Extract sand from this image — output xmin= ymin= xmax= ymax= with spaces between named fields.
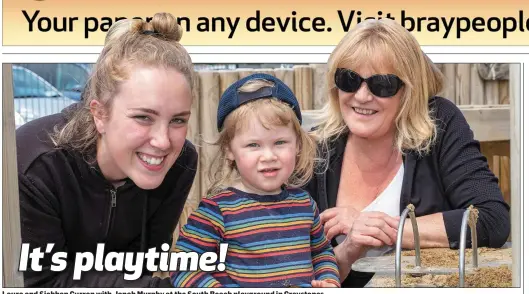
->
xmin=368 ymin=247 xmax=512 ymax=287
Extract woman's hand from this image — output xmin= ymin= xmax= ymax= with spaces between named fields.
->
xmin=320 ymin=206 xmax=360 ymax=241
xmin=331 ymin=211 xmax=400 ymax=281
xmin=311 ymin=280 xmax=339 ymax=288
xmin=345 ymin=211 xmax=399 ymax=249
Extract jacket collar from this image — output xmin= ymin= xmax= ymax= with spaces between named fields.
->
xmin=70 ymin=146 xmax=136 ymax=192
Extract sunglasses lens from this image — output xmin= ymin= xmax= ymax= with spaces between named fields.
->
xmin=335 ymin=69 xmax=361 ymax=92
xmin=368 ymin=75 xmax=402 ymax=97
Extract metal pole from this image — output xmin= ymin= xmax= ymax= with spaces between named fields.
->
xmin=395 ymin=204 xmax=421 ymax=287
xmin=459 ymin=206 xmax=479 ymax=287
xmin=458 ymin=209 xmax=471 ymax=287
xmin=395 ymin=207 xmax=409 ymax=288
xmin=409 ymin=209 xmax=421 ymax=267
xmin=469 ymin=208 xmax=479 ymax=268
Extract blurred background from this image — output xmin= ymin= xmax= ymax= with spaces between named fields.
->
xmin=10 ymin=63 xmax=296 ymax=128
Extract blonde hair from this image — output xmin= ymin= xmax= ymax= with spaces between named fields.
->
xmin=207 ymin=79 xmax=317 ymax=196
xmin=50 ymin=12 xmax=194 ymax=162
xmin=313 ymin=18 xmax=444 ymax=157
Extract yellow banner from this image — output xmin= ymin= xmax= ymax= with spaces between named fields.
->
xmin=4 ymin=0 xmax=529 ymax=45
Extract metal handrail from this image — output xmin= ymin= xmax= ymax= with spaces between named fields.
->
xmin=458 ymin=205 xmax=479 ymax=287
xmin=395 ymin=204 xmax=421 ymax=287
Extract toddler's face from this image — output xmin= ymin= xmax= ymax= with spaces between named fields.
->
xmin=226 ymin=116 xmax=297 ymax=195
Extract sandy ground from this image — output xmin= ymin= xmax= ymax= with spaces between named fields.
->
xmin=365 ymin=247 xmax=512 ymax=287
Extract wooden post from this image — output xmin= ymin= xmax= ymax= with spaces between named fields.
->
xmin=2 ymin=64 xmax=24 ymax=287
xmin=185 ymin=71 xmax=203 ymax=207
xmin=293 ymin=65 xmax=313 ymax=110
xmin=310 ymin=64 xmax=328 ymax=110
xmin=498 ymin=80 xmax=511 ymax=211
xmin=470 ymin=64 xmax=485 ymax=105
xmin=198 ymin=71 xmax=220 ymax=198
xmin=274 ymin=68 xmax=295 ymax=91
xmin=485 ymin=80 xmax=500 ymax=105
xmin=236 ymin=68 xmax=254 ymax=79
xmin=219 ymin=70 xmax=240 ymax=93
xmin=441 ymin=63 xmax=457 ymax=104
xmin=509 ymin=64 xmax=520 ymax=287
xmin=456 ymin=64 xmax=471 ymax=105
xmin=252 ymin=68 xmax=275 ymax=76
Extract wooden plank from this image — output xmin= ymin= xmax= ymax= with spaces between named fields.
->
xmin=187 ymin=71 xmax=202 ymax=147
xmin=252 ymin=68 xmax=275 ymax=76
xmin=493 ymin=155 xmax=501 ymax=179
xmin=480 ymin=139 xmax=511 ymax=242
xmin=185 ymin=71 xmax=202 ymax=206
xmin=485 ymin=80 xmax=500 ymax=104
xmin=310 ymin=64 xmax=328 ymax=110
xmin=2 ymin=64 xmax=25 ymax=287
xmin=500 ymin=155 xmax=511 ymax=206
xmin=501 ymin=154 xmax=512 ymax=243
xmin=441 ymin=63 xmax=457 ymax=103
xmin=236 ymin=68 xmax=254 ymax=79
xmin=498 ymin=77 xmax=510 ymax=223
xmin=499 ymin=80 xmax=510 ymax=104
xmin=458 ymin=105 xmax=510 ymax=141
xmin=274 ymin=68 xmax=295 ymax=91
xmin=198 ymin=71 xmax=220 ymax=197
xmin=456 ymin=64 xmax=471 ymax=105
xmin=481 ymin=140 xmax=510 ymax=157
xmin=470 ymin=64 xmax=485 ymax=105
xmin=480 ymin=142 xmax=495 ymax=171
xmin=218 ymin=70 xmax=239 ymax=93
xmin=293 ymin=65 xmax=313 ymax=110
xmin=509 ymin=64 xmax=521 ymax=287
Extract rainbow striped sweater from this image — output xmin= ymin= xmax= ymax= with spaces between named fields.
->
xmin=170 ymin=187 xmax=341 ymax=288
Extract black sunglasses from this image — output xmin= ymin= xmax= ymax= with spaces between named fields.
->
xmin=334 ymin=68 xmax=404 ymax=98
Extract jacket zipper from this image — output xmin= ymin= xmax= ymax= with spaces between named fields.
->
xmin=105 ymin=189 xmax=117 ymax=240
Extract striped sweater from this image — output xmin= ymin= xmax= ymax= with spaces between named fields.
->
xmin=170 ymin=187 xmax=341 ymax=288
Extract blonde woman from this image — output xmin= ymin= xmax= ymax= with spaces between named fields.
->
xmin=16 ymin=13 xmax=197 ymax=287
xmin=304 ymin=19 xmax=511 ymax=287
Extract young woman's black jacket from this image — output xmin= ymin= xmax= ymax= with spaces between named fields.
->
xmin=16 ymin=107 xmax=198 ymax=287
xmin=303 ymin=96 xmax=511 ymax=287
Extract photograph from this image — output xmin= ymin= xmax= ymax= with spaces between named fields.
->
xmin=0 ymin=9 xmax=523 ymax=291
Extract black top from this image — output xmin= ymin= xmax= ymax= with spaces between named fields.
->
xmin=303 ymin=96 xmax=511 ymax=287
xmin=16 ymin=107 xmax=198 ymax=287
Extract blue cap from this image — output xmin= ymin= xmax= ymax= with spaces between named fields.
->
xmin=217 ymin=73 xmax=302 ymax=131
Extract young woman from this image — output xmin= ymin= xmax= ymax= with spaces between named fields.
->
xmin=17 ymin=12 xmax=198 ymax=287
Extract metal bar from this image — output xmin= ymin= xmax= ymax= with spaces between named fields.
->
xmin=459 ymin=209 xmax=471 ymax=287
xmin=408 ymin=206 xmax=421 ymax=267
xmin=471 ymin=226 xmax=478 ymax=268
xmin=469 ymin=208 xmax=479 ymax=268
xmin=395 ymin=206 xmax=410 ymax=287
